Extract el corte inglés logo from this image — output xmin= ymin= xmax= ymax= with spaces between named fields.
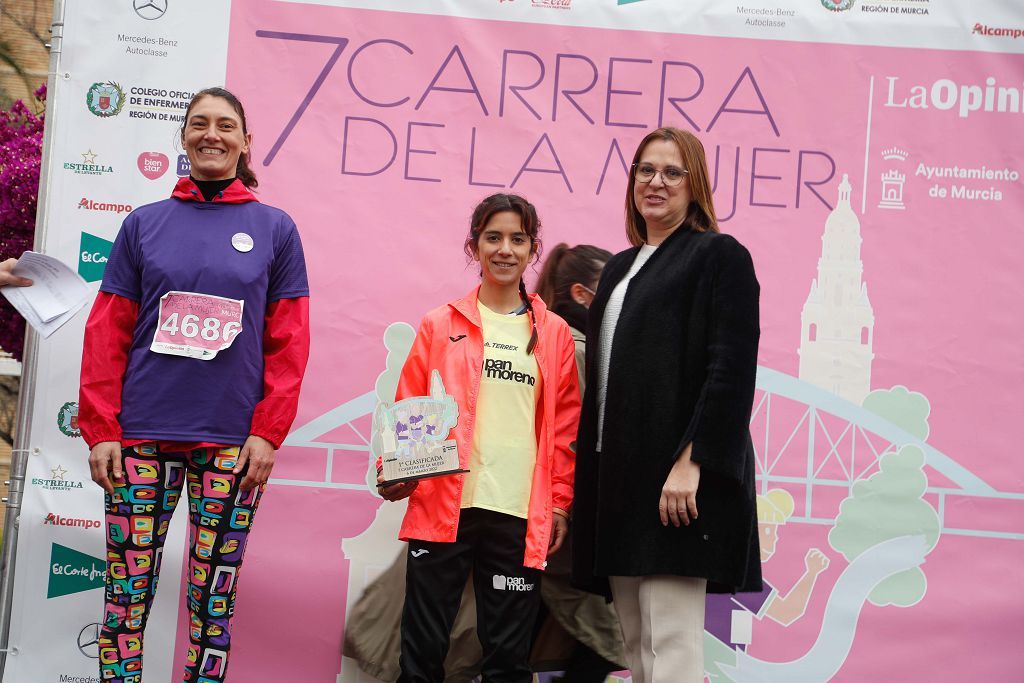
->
xmin=78 ymin=233 xmax=114 ymax=283
xmin=47 ymin=543 xmax=106 ymax=598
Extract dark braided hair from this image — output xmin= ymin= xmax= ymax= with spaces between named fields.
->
xmin=464 ymin=193 xmax=542 ymax=355
xmin=179 ymin=87 xmax=258 ymax=189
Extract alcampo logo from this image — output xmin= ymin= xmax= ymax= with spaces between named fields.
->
xmin=86 ymin=81 xmax=126 ymax=117
xmin=44 ymin=513 xmax=102 ymax=530
xmin=973 ymin=23 xmax=1024 ymax=39
xmin=78 ymin=197 xmax=132 ymax=214
xmin=48 ymin=543 xmax=106 ymax=598
xmin=79 ymin=232 xmax=114 ymax=283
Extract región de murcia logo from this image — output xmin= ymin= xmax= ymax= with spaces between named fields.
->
xmin=86 ymin=81 xmax=126 ymax=117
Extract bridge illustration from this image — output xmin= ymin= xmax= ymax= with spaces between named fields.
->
xmin=278 ymin=365 xmax=1024 ymax=541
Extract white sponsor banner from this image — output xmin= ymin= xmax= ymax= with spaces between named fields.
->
xmin=3 ymin=2 xmax=231 ymax=682
xmin=279 ymin=0 xmax=1024 ymax=54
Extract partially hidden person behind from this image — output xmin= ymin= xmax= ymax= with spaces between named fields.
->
xmin=377 ymin=193 xmax=581 ymax=683
xmin=79 ymin=87 xmax=310 ymax=683
xmin=530 ymin=243 xmax=625 ymax=682
xmin=570 ymin=127 xmax=762 ymax=683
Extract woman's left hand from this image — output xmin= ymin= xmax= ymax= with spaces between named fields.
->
xmin=660 ymin=443 xmax=700 ymax=527
xmin=548 ymin=510 xmax=569 ymax=556
xmin=236 ymin=435 xmax=276 ymax=491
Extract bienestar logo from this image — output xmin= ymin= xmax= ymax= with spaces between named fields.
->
xmin=137 ymin=151 xmax=169 ymax=179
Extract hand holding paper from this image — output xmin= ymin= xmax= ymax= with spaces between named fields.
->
xmin=0 ymin=252 xmax=92 ymax=338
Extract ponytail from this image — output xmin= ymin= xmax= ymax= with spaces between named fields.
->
xmin=534 ymin=242 xmax=570 ymax=306
xmin=235 ymin=151 xmax=258 ymax=190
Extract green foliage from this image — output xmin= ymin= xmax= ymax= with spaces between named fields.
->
xmin=862 ymin=385 xmax=930 ymax=440
xmin=870 ymin=566 xmax=928 ymax=607
xmin=828 ymin=445 xmax=941 ymax=607
xmin=0 ymin=84 xmax=45 ymax=360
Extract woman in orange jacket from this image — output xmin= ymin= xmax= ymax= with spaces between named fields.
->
xmin=377 ymin=193 xmax=580 ymax=683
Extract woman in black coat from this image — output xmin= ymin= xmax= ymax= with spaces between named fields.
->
xmin=570 ymin=127 xmax=761 ymax=683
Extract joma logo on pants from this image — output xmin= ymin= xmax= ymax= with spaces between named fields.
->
xmin=492 ymin=574 xmax=534 ymax=591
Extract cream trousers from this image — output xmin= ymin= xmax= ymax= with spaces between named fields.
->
xmin=609 ymin=575 xmax=708 ymax=683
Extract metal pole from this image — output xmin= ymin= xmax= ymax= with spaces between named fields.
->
xmin=0 ymin=0 xmax=66 ymax=674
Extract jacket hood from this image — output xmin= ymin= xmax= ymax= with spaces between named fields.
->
xmin=171 ymin=177 xmax=259 ymax=204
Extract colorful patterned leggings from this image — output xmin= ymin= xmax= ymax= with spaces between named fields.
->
xmin=99 ymin=444 xmax=263 ymax=683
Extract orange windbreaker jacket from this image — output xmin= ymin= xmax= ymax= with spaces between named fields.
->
xmin=395 ymin=287 xmax=580 ymax=569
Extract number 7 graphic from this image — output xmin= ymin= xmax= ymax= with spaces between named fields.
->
xmin=254 ymin=31 xmax=350 ymax=165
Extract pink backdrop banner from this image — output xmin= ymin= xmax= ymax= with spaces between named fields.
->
xmin=182 ymin=2 xmax=1024 ymax=680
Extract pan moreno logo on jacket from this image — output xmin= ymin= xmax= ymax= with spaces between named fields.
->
xmin=483 ymin=358 xmax=536 ymax=386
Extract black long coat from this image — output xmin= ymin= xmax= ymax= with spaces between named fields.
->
xmin=570 ymin=226 xmax=762 ymax=597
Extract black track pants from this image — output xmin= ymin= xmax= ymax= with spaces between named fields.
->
xmin=398 ymin=507 xmax=542 ymax=683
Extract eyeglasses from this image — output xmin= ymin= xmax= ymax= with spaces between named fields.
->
xmin=633 ymin=163 xmax=689 ymax=187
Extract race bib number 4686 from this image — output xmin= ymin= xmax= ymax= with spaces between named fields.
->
xmin=150 ymin=291 xmax=244 ymax=360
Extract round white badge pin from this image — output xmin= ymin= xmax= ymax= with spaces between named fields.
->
xmin=231 ymin=233 xmax=254 ymax=253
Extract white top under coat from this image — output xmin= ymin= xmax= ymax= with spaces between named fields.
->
xmin=595 ymin=243 xmax=658 ymax=451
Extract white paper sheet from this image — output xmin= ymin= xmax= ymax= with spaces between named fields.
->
xmin=1 ymin=251 xmax=91 ymax=338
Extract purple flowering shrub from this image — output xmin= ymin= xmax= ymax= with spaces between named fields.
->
xmin=0 ymin=84 xmax=45 ymax=361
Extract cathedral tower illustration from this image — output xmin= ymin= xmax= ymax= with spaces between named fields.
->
xmin=798 ymin=174 xmax=875 ymax=404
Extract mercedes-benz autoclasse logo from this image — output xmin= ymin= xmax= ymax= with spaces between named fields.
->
xmin=77 ymin=622 xmax=102 ymax=659
xmin=133 ymin=0 xmax=168 ymax=20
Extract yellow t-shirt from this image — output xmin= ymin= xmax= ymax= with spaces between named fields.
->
xmin=460 ymin=301 xmax=542 ymax=518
